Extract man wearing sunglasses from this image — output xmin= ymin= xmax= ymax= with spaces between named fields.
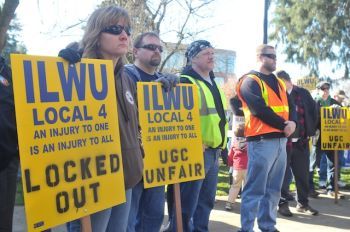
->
xmin=236 ymin=45 xmax=296 ymax=232
xmin=168 ymin=40 xmax=228 ymax=232
xmin=58 ymin=30 xmax=178 ymax=232
xmin=124 ymin=32 xmax=178 ymax=232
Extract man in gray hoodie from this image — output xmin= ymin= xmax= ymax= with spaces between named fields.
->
xmin=125 ymin=32 xmax=178 ymax=232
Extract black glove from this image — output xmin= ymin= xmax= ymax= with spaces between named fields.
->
xmin=164 ymin=73 xmax=179 ymax=87
xmin=155 ymin=76 xmax=170 ymax=91
xmin=155 ymin=73 xmax=179 ymax=92
xmin=58 ymin=47 xmax=82 ymax=64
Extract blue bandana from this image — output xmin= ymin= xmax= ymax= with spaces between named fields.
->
xmin=185 ymin=40 xmax=213 ymax=64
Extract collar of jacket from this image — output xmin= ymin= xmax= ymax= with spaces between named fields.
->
xmin=182 ymin=66 xmax=215 ymax=82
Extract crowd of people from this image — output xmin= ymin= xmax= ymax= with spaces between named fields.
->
xmin=0 ymin=4 xmax=349 ymax=232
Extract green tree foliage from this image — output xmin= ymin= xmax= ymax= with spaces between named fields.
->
xmin=271 ymin=0 xmax=350 ymax=78
xmin=1 ymin=16 xmax=27 ymax=63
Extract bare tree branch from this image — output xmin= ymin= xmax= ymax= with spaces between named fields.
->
xmin=0 ymin=0 xmax=19 ymax=51
xmin=155 ymin=2 xmax=168 ymax=33
xmin=59 ymin=20 xmax=86 ymax=33
xmin=148 ymin=1 xmax=163 ymax=21
xmin=159 ymin=0 xmax=195 ymax=71
xmin=156 ymin=0 xmax=216 ymax=71
xmin=33 ymin=0 xmax=215 ymax=70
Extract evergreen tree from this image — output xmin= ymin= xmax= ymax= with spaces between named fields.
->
xmin=271 ymin=0 xmax=350 ymax=79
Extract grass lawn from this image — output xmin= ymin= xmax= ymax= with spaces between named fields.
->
xmin=217 ymin=163 xmax=230 ymax=196
xmin=216 ymin=162 xmax=350 ymax=196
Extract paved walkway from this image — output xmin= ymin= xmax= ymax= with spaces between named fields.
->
xmin=210 ymin=191 xmax=350 ymax=232
xmin=14 ymin=190 xmax=350 ymax=232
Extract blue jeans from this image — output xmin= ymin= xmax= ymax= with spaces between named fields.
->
xmin=319 ymin=153 xmax=327 ymax=182
xmin=170 ymin=148 xmax=220 ymax=232
xmin=66 ymin=219 xmax=81 ymax=232
xmin=90 ymin=189 xmax=132 ymax=232
xmin=309 ymin=145 xmax=316 ymax=172
xmin=127 ymin=181 xmax=165 ymax=232
xmin=319 ymin=150 xmax=343 ymax=184
xmin=339 ymin=150 xmax=345 ymax=167
xmin=240 ymin=138 xmax=287 ymax=232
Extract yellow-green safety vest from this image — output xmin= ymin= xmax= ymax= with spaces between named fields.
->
xmin=181 ymin=75 xmax=228 ymax=149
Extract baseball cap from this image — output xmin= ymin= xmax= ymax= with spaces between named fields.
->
xmin=316 ymin=81 xmax=331 ymax=89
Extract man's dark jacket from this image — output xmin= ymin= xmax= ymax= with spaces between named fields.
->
xmin=290 ymin=85 xmax=317 ymax=138
xmin=0 ymin=59 xmax=18 ymax=172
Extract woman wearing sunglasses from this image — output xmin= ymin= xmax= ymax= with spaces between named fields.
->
xmin=78 ymin=5 xmax=143 ymax=232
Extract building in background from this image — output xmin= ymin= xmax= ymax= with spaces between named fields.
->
xmin=161 ymin=43 xmax=237 ymax=104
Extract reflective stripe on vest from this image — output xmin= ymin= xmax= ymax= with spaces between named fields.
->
xmin=181 ymin=75 xmax=218 ymax=116
xmin=236 ymin=74 xmax=289 ymax=137
xmin=247 ymin=74 xmax=289 ymax=114
xmin=181 ymin=74 xmax=228 ymax=148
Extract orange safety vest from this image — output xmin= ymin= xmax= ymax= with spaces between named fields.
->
xmin=236 ymin=74 xmax=289 ymax=137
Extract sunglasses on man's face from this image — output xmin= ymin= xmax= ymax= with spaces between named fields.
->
xmin=101 ymin=25 xmax=131 ymax=36
xmin=321 ymin=86 xmax=330 ymax=91
xmin=261 ymin=53 xmax=277 ymax=60
xmin=138 ymin=44 xmax=163 ymax=53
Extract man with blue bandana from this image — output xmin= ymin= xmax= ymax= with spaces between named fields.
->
xmin=169 ymin=40 xmax=228 ymax=232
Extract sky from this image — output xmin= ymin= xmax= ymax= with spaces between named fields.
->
xmin=14 ymin=0 xmax=342 ymax=82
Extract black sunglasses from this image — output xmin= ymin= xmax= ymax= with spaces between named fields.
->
xmin=261 ymin=53 xmax=277 ymax=60
xmin=101 ymin=25 xmax=131 ymax=36
xmin=138 ymin=44 xmax=163 ymax=53
xmin=321 ymin=86 xmax=330 ymax=90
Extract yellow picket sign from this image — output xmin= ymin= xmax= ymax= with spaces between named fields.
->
xmin=10 ymin=54 xmax=125 ymax=231
xmin=321 ymin=106 xmax=350 ymax=150
xmin=137 ymin=82 xmax=204 ymax=188
xmin=296 ymin=76 xmax=317 ymax=91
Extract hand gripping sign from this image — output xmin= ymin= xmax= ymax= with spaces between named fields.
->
xmin=137 ymin=82 xmax=204 ymax=188
xmin=10 ymin=54 xmax=125 ymax=231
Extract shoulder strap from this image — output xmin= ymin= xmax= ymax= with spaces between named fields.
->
xmin=246 ymin=74 xmax=268 ymax=104
xmin=124 ymin=64 xmax=141 ymax=82
xmin=125 ymin=64 xmax=162 ymax=82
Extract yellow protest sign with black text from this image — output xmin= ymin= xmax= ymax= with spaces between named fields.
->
xmin=10 ymin=54 xmax=125 ymax=231
xmin=137 ymin=82 xmax=204 ymax=188
xmin=321 ymin=106 xmax=350 ymax=150
xmin=296 ymin=76 xmax=317 ymax=91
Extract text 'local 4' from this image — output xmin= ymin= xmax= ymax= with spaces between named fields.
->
xmin=321 ymin=106 xmax=350 ymax=150
xmin=10 ymin=54 xmax=126 ymax=231
xmin=137 ymin=82 xmax=204 ymax=188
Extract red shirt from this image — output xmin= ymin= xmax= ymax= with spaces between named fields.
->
xmin=228 ymin=145 xmax=248 ymax=170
